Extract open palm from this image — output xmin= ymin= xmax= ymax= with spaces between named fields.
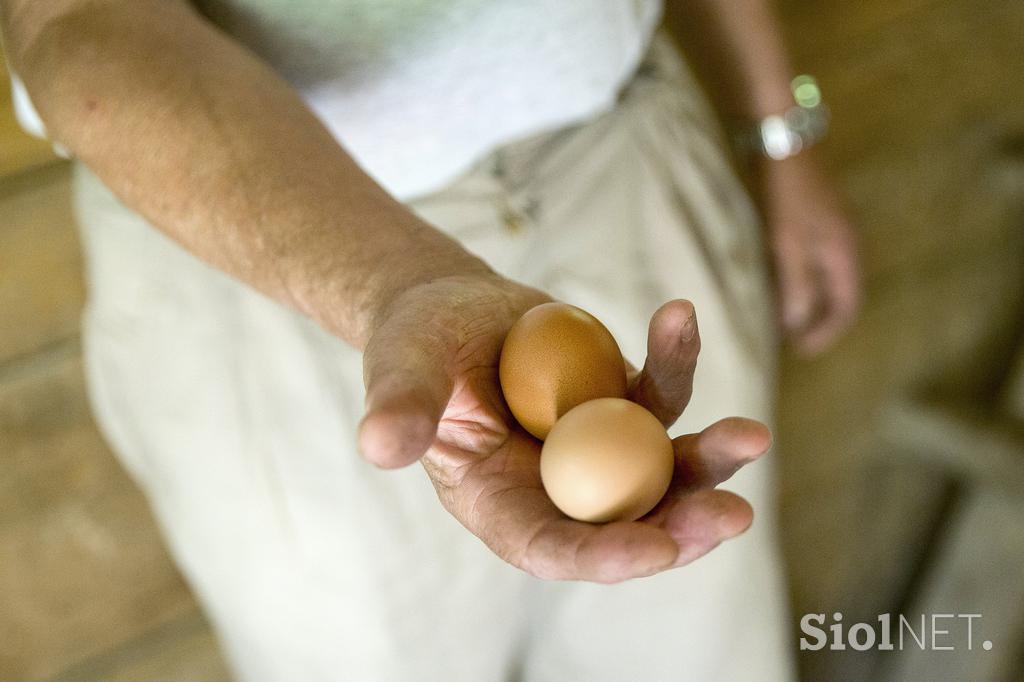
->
xmin=359 ymin=274 xmax=771 ymax=583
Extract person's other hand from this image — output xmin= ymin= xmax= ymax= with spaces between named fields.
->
xmin=359 ymin=274 xmax=772 ymax=583
xmin=757 ymin=151 xmax=862 ymax=355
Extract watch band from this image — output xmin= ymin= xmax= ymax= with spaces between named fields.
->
xmin=738 ymin=75 xmax=831 ymax=161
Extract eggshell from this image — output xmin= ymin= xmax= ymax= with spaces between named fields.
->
xmin=499 ymin=303 xmax=627 ymax=440
xmin=540 ymin=398 xmax=674 ymax=523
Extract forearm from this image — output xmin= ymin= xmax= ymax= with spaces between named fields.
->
xmin=1 ymin=0 xmax=489 ymax=348
xmin=663 ymin=0 xmax=797 ymax=123
xmin=663 ymin=1 xmax=860 ymax=352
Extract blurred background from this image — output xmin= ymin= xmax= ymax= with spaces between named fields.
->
xmin=2 ymin=0 xmax=1023 ymax=680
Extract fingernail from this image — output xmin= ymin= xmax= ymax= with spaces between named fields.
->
xmin=680 ymin=313 xmax=696 ymax=342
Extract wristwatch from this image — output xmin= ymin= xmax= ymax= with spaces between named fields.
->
xmin=739 ymin=75 xmax=830 ymax=161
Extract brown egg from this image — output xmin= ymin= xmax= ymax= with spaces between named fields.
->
xmin=540 ymin=398 xmax=674 ymax=523
xmin=499 ymin=302 xmax=627 ymax=440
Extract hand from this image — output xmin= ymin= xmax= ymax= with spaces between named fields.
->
xmin=358 ymin=273 xmax=772 ymax=583
xmin=756 ymin=151 xmax=862 ymax=355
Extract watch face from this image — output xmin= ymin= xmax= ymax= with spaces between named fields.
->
xmin=760 ymin=115 xmax=804 ymax=160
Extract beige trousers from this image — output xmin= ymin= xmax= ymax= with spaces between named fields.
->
xmin=74 ymin=38 xmax=793 ymax=682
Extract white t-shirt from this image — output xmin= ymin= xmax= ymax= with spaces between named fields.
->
xmin=13 ymin=0 xmax=661 ymax=199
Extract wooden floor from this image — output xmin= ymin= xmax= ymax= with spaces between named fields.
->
xmin=1 ymin=1 xmax=1022 ymax=679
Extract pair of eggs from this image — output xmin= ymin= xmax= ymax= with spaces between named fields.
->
xmin=499 ymin=303 xmax=675 ymax=523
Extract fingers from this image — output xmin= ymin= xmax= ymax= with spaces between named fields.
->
xmin=672 ymin=417 xmax=773 ymax=492
xmin=522 ymin=518 xmax=680 ymax=584
xmin=455 ymin=434 xmax=679 ymax=583
xmin=461 ymin=463 xmax=679 ymax=583
xmin=456 ymin=423 xmax=765 ymax=583
xmin=522 ymin=489 xmax=755 ymax=581
xmin=496 ymin=417 xmax=766 ymax=582
xmin=359 ymin=324 xmax=455 ymax=469
xmin=774 ymin=232 xmax=818 ymax=335
xmin=797 ymin=230 xmax=862 ymax=354
xmin=629 ymin=299 xmax=700 ymax=428
xmin=776 ymin=219 xmax=862 ymax=355
xmin=657 ymin=489 xmax=754 ymax=567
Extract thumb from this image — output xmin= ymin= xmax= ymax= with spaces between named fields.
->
xmin=359 ymin=325 xmax=455 ymax=469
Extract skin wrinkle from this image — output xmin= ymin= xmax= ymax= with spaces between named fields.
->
xmin=437 ymin=384 xmax=496 ymax=424
xmin=519 ymin=517 xmax=582 ymax=580
xmin=672 ymin=420 xmax=769 ymax=492
xmin=438 ymin=418 xmax=504 ymax=452
xmin=663 ymin=503 xmax=735 ymax=565
xmin=364 ymin=271 xmax=503 ymax=364
xmin=469 ymin=482 xmax=530 ymax=556
xmin=420 ymin=451 xmax=465 ymax=492
xmin=454 ymin=361 xmax=511 ymax=418
xmin=363 ymin=316 xmax=454 ymax=391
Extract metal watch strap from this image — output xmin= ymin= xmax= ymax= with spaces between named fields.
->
xmin=737 ymin=75 xmax=831 ymax=161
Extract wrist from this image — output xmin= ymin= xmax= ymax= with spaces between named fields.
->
xmin=735 ymin=75 xmax=830 ymax=162
xmin=291 ymin=224 xmax=494 ymax=349
xmin=363 ymin=245 xmax=496 ymax=346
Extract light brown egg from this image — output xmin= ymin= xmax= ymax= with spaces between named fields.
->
xmin=499 ymin=302 xmax=628 ymax=440
xmin=540 ymin=398 xmax=674 ymax=523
